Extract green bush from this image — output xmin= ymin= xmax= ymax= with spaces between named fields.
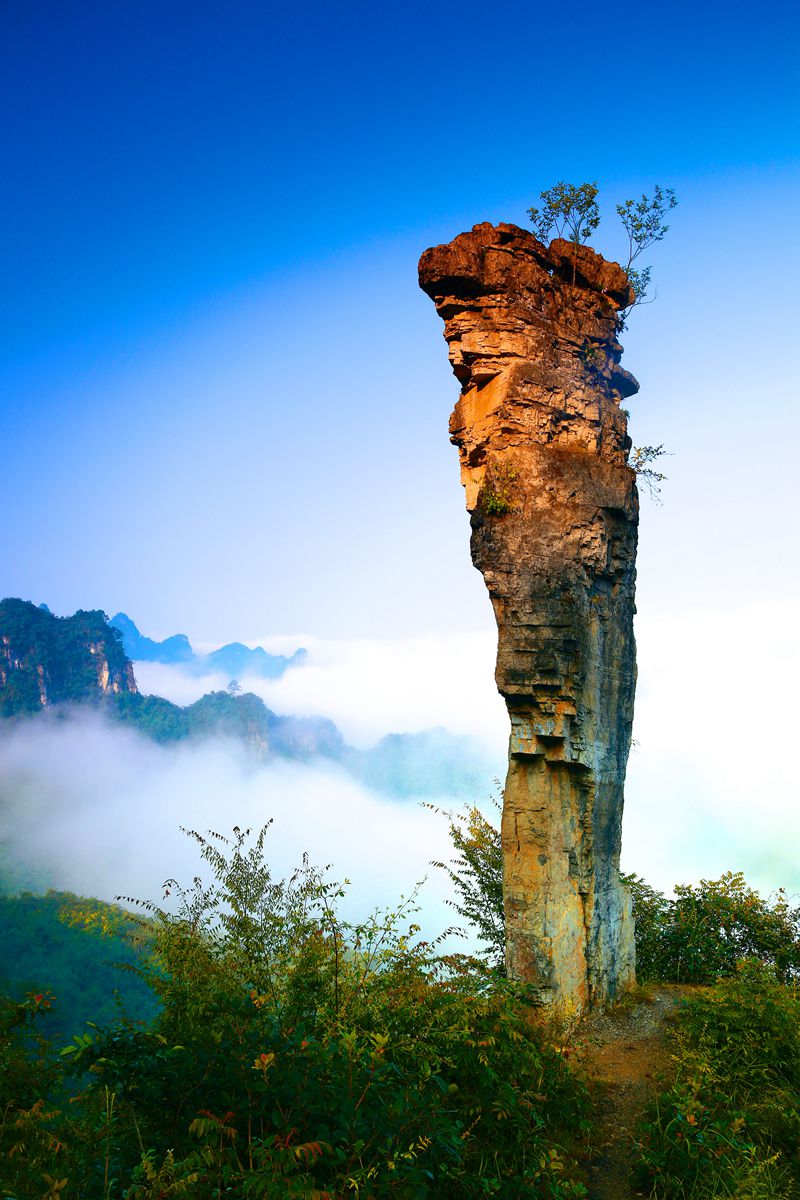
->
xmin=636 ymin=962 xmax=800 ymax=1198
xmin=624 ymin=871 xmax=800 ymax=984
xmin=479 ymin=461 xmax=518 ymax=518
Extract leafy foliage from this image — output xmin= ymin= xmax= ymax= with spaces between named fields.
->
xmin=617 ymin=185 xmax=677 ymax=261
xmin=526 ymin=181 xmax=677 ymax=324
xmin=0 ymin=826 xmax=590 ymax=1197
xmin=0 ymin=991 xmax=73 ymax=1200
xmin=527 ymin=182 xmax=601 ymax=246
xmin=629 ymin=443 xmax=669 ymax=500
xmin=625 ymin=870 xmax=800 ymax=984
xmin=636 ymin=962 xmax=800 ymax=1198
xmin=616 ymin=186 xmax=677 ymax=324
xmin=479 ymin=460 xmax=519 ymax=517
xmin=428 ymin=795 xmax=506 ymax=970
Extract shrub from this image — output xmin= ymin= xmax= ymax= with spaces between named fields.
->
xmin=625 ymin=871 xmax=800 ymax=984
xmin=428 ymin=795 xmax=505 ymax=971
xmin=479 ymin=460 xmax=518 ymax=517
xmin=23 ymin=825 xmax=590 ymax=1198
xmin=636 ymin=962 xmax=800 ymax=1198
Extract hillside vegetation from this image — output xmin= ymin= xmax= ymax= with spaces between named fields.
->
xmin=0 ymin=893 xmax=157 ymax=1042
xmin=2 ymin=816 xmax=800 ymax=1198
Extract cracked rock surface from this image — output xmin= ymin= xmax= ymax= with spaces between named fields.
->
xmin=419 ymin=222 xmax=639 ymax=1012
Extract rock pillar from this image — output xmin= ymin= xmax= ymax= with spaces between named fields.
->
xmin=419 ymin=222 xmax=639 ymax=1012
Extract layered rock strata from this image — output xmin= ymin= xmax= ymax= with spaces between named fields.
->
xmin=419 ymin=223 xmax=639 ymax=1012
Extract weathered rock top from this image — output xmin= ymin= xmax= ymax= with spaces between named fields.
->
xmin=419 ymin=221 xmax=638 ymax=404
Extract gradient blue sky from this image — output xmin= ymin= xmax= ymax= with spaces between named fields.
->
xmin=2 ymin=0 xmax=799 ymax=642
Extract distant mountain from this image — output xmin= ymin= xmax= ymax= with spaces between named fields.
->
xmin=109 ymin=692 xmax=495 ymax=796
xmin=353 ymin=729 xmax=497 ymax=799
xmin=0 ymin=598 xmax=136 ymax=716
xmin=109 ymin=611 xmax=193 ymax=664
xmin=110 ymin=612 xmax=307 ymax=679
xmin=1 ymin=601 xmax=498 ymax=800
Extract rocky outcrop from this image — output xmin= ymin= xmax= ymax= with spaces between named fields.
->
xmin=0 ymin=599 xmax=137 ymax=716
xmin=419 ymin=223 xmax=639 ymax=1012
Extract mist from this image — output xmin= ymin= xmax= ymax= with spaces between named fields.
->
xmin=623 ymin=600 xmax=800 ymax=897
xmin=2 ymin=601 xmax=799 ymax=927
xmin=0 ymin=711 xmax=469 ymax=939
xmin=134 ymin=631 xmax=509 ymax=751
xmin=138 ymin=606 xmax=800 ymax=900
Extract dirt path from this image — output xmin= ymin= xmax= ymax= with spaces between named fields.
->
xmin=571 ymin=985 xmax=696 ymax=1200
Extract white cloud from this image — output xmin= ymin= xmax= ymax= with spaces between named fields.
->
xmin=135 ymin=632 xmax=510 ymax=752
xmin=133 ymin=661 xmax=231 ymax=706
xmin=623 ymin=600 xmax=800 ymax=896
xmin=5 ymin=601 xmax=799 ymax=934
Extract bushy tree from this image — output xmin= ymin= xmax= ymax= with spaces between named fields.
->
xmin=637 ymin=962 xmax=800 ymax=1197
xmin=527 ymin=181 xmax=601 ymax=246
xmin=526 ymin=181 xmax=678 ymax=499
xmin=526 ymin=180 xmax=677 ymax=320
xmin=624 ymin=870 xmax=800 ymax=984
xmin=2 ymin=824 xmax=588 ymax=1197
xmin=616 ymin=184 xmax=677 ymax=313
xmin=427 ymin=795 xmax=505 ymax=969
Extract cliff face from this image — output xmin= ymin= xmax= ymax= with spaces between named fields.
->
xmin=0 ymin=599 xmax=137 ymax=716
xmin=419 ymin=223 xmax=639 ymax=1012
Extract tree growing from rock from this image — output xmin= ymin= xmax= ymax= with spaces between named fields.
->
xmin=526 ymin=179 xmax=677 ymax=316
xmin=616 ymin=184 xmax=678 ymax=314
xmin=527 ymin=181 xmax=601 ymax=245
xmin=527 ymin=181 xmax=677 ymax=499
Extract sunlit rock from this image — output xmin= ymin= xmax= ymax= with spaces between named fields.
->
xmin=420 ymin=222 xmax=638 ymax=1012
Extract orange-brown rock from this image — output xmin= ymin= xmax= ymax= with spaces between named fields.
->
xmin=419 ymin=222 xmax=638 ymax=1012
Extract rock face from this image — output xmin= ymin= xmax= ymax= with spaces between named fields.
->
xmin=419 ymin=223 xmax=639 ymax=1012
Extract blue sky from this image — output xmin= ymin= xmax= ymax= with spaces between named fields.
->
xmin=3 ymin=0 xmax=799 ymax=641
xmin=2 ymin=0 xmax=800 ymax=904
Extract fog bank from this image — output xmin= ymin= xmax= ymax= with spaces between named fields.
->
xmin=2 ymin=601 xmax=799 ymax=925
xmin=0 ymin=712 xmax=465 ymax=936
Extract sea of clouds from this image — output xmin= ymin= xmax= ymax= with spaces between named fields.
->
xmin=1 ymin=602 xmax=799 ymax=937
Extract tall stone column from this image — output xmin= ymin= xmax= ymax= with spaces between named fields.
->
xmin=419 ymin=223 xmax=639 ymax=1012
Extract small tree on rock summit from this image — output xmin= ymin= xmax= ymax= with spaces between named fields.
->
xmin=527 ymin=179 xmax=677 ymax=318
xmin=527 ymin=180 xmax=677 ymax=500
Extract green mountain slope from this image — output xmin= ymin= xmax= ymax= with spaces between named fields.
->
xmin=0 ymin=598 xmax=136 ymax=715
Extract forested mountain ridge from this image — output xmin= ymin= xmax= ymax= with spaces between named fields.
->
xmin=110 ymin=610 xmax=307 ymax=679
xmin=0 ymin=602 xmax=342 ymax=759
xmin=110 ymin=688 xmax=346 ymax=761
xmin=0 ymin=598 xmax=136 ymax=715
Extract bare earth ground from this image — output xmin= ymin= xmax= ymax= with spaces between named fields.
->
xmin=570 ymin=984 xmax=699 ymax=1200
